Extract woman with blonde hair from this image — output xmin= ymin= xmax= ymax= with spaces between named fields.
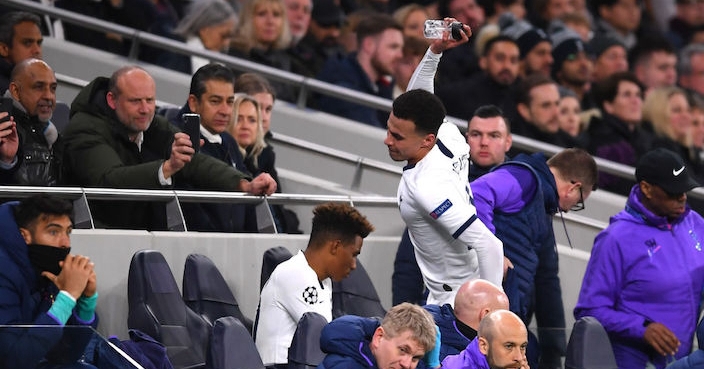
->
xmin=392 ymin=4 xmax=430 ymax=39
xmin=643 ymin=86 xmax=704 ymax=179
xmin=228 ymin=94 xmax=267 ymax=174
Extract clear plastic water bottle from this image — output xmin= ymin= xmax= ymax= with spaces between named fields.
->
xmin=423 ymin=20 xmax=464 ymax=41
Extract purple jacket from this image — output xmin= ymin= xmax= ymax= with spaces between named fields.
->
xmin=574 ymin=185 xmax=704 ymax=369
xmin=440 ymin=339 xmax=489 ymax=369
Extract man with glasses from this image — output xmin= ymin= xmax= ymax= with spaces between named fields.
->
xmin=575 ymin=148 xmax=704 ymax=369
xmin=470 ymin=147 xmax=598 ymax=369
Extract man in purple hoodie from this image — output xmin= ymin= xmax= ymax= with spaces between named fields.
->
xmin=575 ymin=148 xmax=704 ymax=369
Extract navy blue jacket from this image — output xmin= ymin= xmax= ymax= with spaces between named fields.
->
xmin=315 ymin=53 xmax=392 ymax=128
xmin=491 ymin=154 xmax=565 ymax=368
xmin=318 ymin=315 xmax=381 ymax=369
xmin=0 ymin=201 xmax=97 ymax=369
xmin=424 ymin=304 xmax=473 ymax=360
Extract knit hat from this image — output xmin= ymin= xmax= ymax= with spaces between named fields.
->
xmin=549 ymin=21 xmax=585 ymax=76
xmin=499 ymin=13 xmax=550 ymax=59
xmin=636 ymin=148 xmax=700 ymax=194
xmin=587 ymin=34 xmax=625 ymax=59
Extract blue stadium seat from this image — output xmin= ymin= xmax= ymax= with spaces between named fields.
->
xmin=208 ymin=316 xmax=264 ymax=369
xmin=259 ymin=246 xmax=293 ymax=291
xmin=332 ymin=260 xmax=386 ymax=319
xmin=565 ymin=316 xmax=617 ymax=369
xmin=288 ymin=312 xmax=328 ymax=369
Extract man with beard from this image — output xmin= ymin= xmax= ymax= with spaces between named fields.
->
xmin=316 ymin=14 xmax=403 ymax=128
xmin=0 ymin=194 xmax=98 ymax=368
xmin=290 ymin=0 xmax=345 ymax=77
xmin=436 ymin=35 xmax=521 ymax=122
xmin=440 ymin=310 xmax=529 ymax=369
xmin=550 ymin=25 xmax=592 ymax=108
xmin=0 ymin=59 xmax=61 ymax=186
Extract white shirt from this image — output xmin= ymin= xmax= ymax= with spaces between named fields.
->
xmin=397 ymin=48 xmax=504 ymax=305
xmin=255 ymin=250 xmax=332 ymax=365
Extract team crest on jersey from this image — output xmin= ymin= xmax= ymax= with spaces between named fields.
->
xmin=430 ymin=199 xmax=453 ymax=219
xmin=302 ymin=286 xmax=319 ymax=304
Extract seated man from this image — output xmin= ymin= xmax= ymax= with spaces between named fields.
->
xmin=256 ymin=202 xmax=375 ymax=367
xmin=425 ymin=279 xmax=509 ymax=361
xmin=0 ymin=59 xmax=61 ymax=186
xmin=0 ymin=194 xmax=97 ymax=368
xmin=60 ymin=66 xmax=277 ymax=230
xmin=0 ymin=11 xmax=43 ymax=94
xmin=318 ymin=302 xmax=437 ymax=369
xmin=441 ymin=310 xmax=529 ymax=369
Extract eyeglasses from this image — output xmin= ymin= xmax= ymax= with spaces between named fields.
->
xmin=570 ymin=181 xmax=585 ymax=212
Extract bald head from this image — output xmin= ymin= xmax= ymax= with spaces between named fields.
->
xmin=453 ymin=279 xmax=509 ymax=330
xmin=9 ymin=58 xmax=56 ymax=123
xmin=478 ymin=310 xmax=528 ymax=369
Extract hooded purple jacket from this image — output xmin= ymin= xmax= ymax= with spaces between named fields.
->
xmin=574 ymin=185 xmax=704 ymax=369
xmin=440 ymin=338 xmax=489 ymax=369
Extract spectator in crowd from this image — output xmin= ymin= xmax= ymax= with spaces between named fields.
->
xmin=559 ymin=11 xmax=593 ymax=42
xmin=388 ymin=28 xmax=504 ymax=306
xmin=168 ymin=63 xmax=257 ymax=233
xmin=550 ymin=23 xmax=592 ymax=108
xmin=557 ymin=86 xmax=584 ymax=138
xmin=256 ymin=202 xmax=374 ymax=367
xmin=436 ymin=35 xmax=521 ymax=121
xmin=230 ymin=0 xmax=303 ymax=101
xmin=588 ymin=34 xmax=628 ymax=84
xmin=60 ymin=66 xmax=277 ymax=230
xmin=284 ymin=0 xmax=312 ymax=46
xmin=337 ymin=9 xmax=375 ymax=54
xmin=0 ymin=194 xmax=97 ymax=369
xmin=393 ymin=4 xmax=431 ymax=40
xmin=425 ymin=279 xmax=510 ymax=361
xmin=434 ymin=0 xmax=486 ymax=83
xmin=0 ymin=59 xmax=61 ymax=186
xmin=228 ymin=94 xmax=266 ymax=177
xmin=667 ymin=0 xmax=704 ymax=49
xmin=316 ymin=14 xmax=403 ymax=128
xmin=159 ymin=0 xmax=237 ymax=74
xmin=471 ymin=148 xmax=598 ymax=369
xmin=467 ymin=105 xmax=513 ymax=181
xmin=678 ymin=43 xmax=704 ymax=99
xmin=644 ymin=86 xmax=704 ymax=180
xmin=513 ymin=74 xmax=578 ymax=149
xmin=318 ymin=302 xmax=437 ymax=369
xmin=575 ymin=147 xmax=704 ymax=369
xmin=499 ymin=13 xmax=553 ymax=78
xmin=235 ymin=73 xmax=302 ymax=233
xmin=528 ymin=0 xmax=575 ymax=31
xmin=0 ymin=12 xmax=42 ymax=94
xmin=690 ymin=91 xmax=704 ymax=157
xmin=591 ymin=0 xmax=643 ymax=50
xmin=290 ymin=0 xmax=346 ymax=77
xmin=440 ymin=310 xmax=529 ymax=369
xmin=586 ymin=71 xmax=653 ymax=195
xmin=393 ymin=36 xmax=429 ymax=98
xmin=630 ymin=37 xmax=678 ymax=97
xmin=483 ymin=0 xmax=527 ymax=26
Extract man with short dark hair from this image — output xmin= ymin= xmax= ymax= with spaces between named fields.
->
xmin=678 ymin=43 xmax=704 ymax=99
xmin=436 ymin=35 xmax=521 ymax=121
xmin=169 ymin=63 xmax=256 ymax=233
xmin=319 ymin=302 xmax=438 ymax=369
xmin=0 ymin=11 xmax=43 ymax=94
xmin=316 ymin=14 xmax=403 ymax=127
xmin=256 ymin=202 xmax=375 ymax=367
xmin=61 ymin=66 xmax=277 ymax=230
xmin=467 ymin=105 xmax=512 ymax=181
xmin=576 ymin=148 xmax=704 ymax=369
xmin=630 ymin=37 xmax=677 ymax=96
xmin=0 ymin=59 xmax=61 ymax=186
xmin=0 ymin=194 xmax=97 ymax=368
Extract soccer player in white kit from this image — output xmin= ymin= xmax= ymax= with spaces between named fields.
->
xmin=384 ymin=21 xmax=504 ymax=305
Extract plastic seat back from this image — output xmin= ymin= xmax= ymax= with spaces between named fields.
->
xmin=288 ymin=312 xmax=328 ymax=369
xmin=332 ymin=260 xmax=386 ymax=319
xmin=127 ymin=250 xmax=209 ymax=368
xmin=565 ymin=316 xmax=618 ymax=369
xmin=183 ymin=253 xmax=254 ymax=333
xmin=207 ymin=316 xmax=265 ymax=369
xmin=260 ymin=246 xmax=293 ymax=290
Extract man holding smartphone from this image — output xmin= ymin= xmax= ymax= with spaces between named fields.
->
xmin=60 ymin=65 xmax=277 ymax=230
xmin=0 ymin=58 xmax=60 ymax=186
xmin=168 ymin=63 xmax=257 ymax=233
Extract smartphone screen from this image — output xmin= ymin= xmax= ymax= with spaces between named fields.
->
xmin=182 ymin=113 xmax=201 ymax=153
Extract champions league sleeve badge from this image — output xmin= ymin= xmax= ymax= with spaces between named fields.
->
xmin=302 ymin=286 xmax=319 ymax=304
